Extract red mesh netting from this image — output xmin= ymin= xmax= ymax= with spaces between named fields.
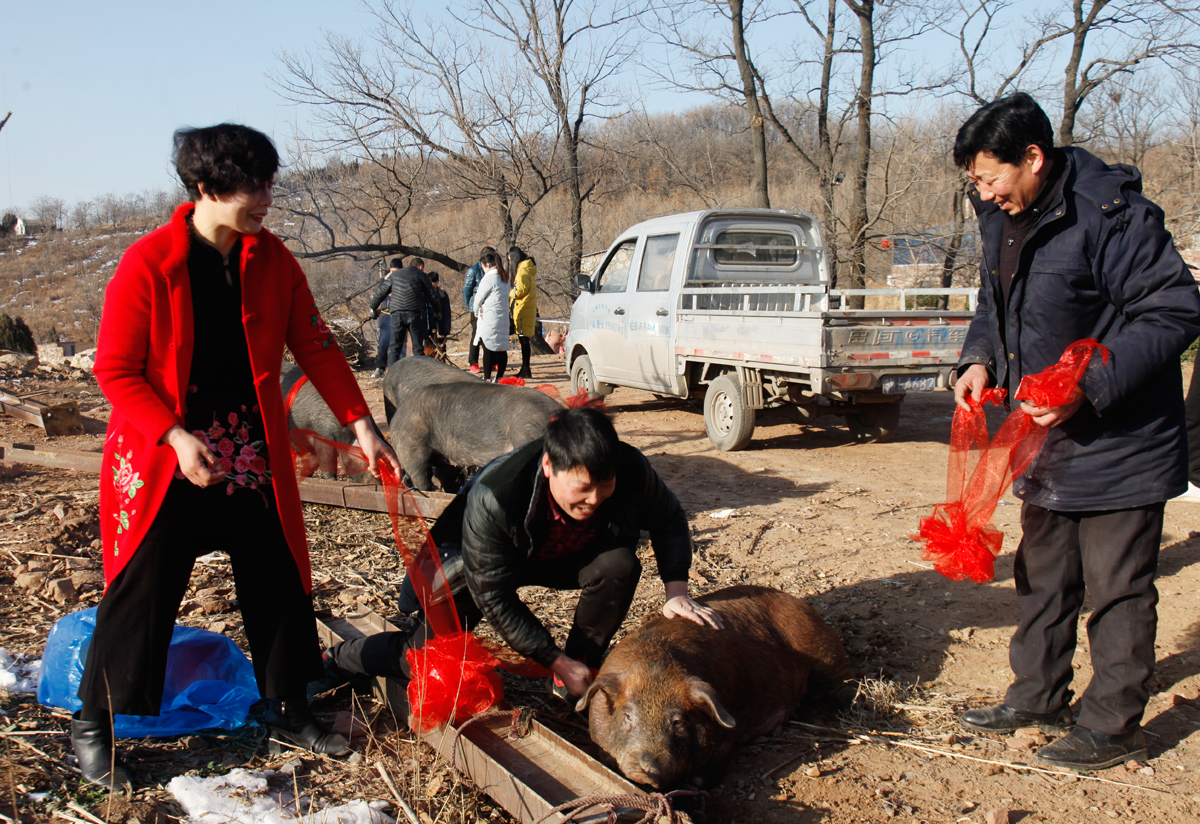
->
xmin=405 ymin=631 xmax=505 ymax=732
xmin=915 ymin=339 xmax=1109 ymax=583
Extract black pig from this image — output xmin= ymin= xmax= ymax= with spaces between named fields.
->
xmin=383 ymin=357 xmax=562 ymax=491
xmin=578 ymin=584 xmax=853 ymax=789
xmin=280 ymin=362 xmax=370 ymax=481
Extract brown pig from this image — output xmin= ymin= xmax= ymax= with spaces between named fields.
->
xmin=577 ymin=584 xmax=852 ymax=789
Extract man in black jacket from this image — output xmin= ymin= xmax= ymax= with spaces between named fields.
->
xmin=369 ymin=257 xmax=440 ymax=366
xmin=323 ymin=406 xmax=721 ymax=699
xmin=952 ymin=93 xmax=1200 ymax=770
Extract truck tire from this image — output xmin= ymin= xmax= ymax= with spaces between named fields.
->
xmin=704 ymin=373 xmax=756 ymax=451
xmin=847 ymin=402 xmax=901 ymax=444
xmin=570 ymin=354 xmax=613 ymax=397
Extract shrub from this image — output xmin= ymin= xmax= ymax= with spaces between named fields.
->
xmin=0 ymin=314 xmax=37 ymax=353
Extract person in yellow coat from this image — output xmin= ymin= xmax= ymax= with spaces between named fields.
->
xmin=508 ymin=246 xmax=537 ymax=378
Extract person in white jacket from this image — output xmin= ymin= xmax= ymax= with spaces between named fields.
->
xmin=473 ymin=251 xmax=512 ymax=381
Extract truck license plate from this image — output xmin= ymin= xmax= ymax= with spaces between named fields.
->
xmin=881 ymin=374 xmax=937 ymax=394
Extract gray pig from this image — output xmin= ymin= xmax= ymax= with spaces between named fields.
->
xmin=578 ymin=584 xmax=853 ymax=789
xmin=280 ymin=362 xmax=370 ymax=481
xmin=383 ymin=357 xmax=563 ymax=491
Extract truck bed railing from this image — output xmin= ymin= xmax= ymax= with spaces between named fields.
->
xmin=678 ymin=285 xmax=977 ymax=314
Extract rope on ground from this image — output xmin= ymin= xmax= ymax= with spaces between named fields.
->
xmin=531 ymin=788 xmax=704 ymax=824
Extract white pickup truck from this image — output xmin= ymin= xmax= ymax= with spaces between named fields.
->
xmin=565 ymin=208 xmax=977 ymax=450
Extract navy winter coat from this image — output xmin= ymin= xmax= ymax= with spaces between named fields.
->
xmin=959 ymin=146 xmax=1200 ymax=511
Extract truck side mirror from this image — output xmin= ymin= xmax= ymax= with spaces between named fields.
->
xmin=574 ymin=272 xmax=594 ymax=293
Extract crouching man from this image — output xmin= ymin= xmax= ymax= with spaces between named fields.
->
xmin=321 ymin=405 xmax=722 ymax=699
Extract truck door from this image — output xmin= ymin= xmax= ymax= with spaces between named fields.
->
xmin=588 ymin=238 xmax=638 ymax=384
xmin=625 ymin=232 xmax=680 ymax=392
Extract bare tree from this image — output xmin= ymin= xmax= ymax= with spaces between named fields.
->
xmin=472 ymin=0 xmax=646 ymax=281
xmin=646 ymin=0 xmax=782 ymax=208
xmin=69 ymin=200 xmax=94 ymax=232
xmin=29 ymin=196 xmax=67 ymax=231
xmin=274 ymin=0 xmax=566 ymax=269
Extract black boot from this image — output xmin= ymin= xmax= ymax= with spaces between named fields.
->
xmin=265 ymin=699 xmax=351 ymax=756
xmin=959 ymin=702 xmax=1073 ymax=734
xmin=1035 ymin=726 xmax=1147 ymax=771
xmin=70 ymin=713 xmax=132 ymax=791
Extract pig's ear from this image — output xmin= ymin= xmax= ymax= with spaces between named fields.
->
xmin=688 ymin=679 xmax=736 ymax=729
xmin=577 ymin=673 xmax=620 ymax=714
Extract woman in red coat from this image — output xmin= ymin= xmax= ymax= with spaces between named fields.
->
xmin=72 ymin=124 xmax=399 ymax=790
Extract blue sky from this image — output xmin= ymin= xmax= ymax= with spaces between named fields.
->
xmin=0 ymin=0 xmax=375 ymax=212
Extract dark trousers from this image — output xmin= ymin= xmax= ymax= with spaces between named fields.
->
xmin=1005 ymin=502 xmax=1162 ymax=735
xmin=517 ymin=336 xmax=532 ymax=374
xmin=79 ymin=481 xmax=323 ymax=715
xmin=1186 ymin=363 xmax=1200 ymax=485
xmin=388 ymin=311 xmax=427 ymax=367
xmin=331 ymin=544 xmax=642 ymax=680
xmin=481 ymin=346 xmax=507 ymax=381
xmin=375 ymin=313 xmax=393 ymax=371
xmin=468 ymin=315 xmax=480 ymax=366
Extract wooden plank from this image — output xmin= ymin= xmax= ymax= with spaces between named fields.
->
xmin=296 ymin=477 xmax=452 ymax=519
xmin=0 ymin=441 xmax=453 ymax=519
xmin=317 ymin=611 xmax=648 ymax=824
xmin=0 ymin=441 xmax=101 ymax=472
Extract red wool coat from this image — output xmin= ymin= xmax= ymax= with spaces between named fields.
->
xmin=95 ymin=203 xmax=371 ymax=590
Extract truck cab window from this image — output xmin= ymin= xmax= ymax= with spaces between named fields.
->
xmin=637 ymin=235 xmax=678 ymax=292
xmin=712 ymin=230 xmax=798 ymax=265
xmin=597 ymin=239 xmax=636 ymax=293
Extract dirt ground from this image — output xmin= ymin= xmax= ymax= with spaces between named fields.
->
xmin=2 ymin=349 xmax=1200 ymax=824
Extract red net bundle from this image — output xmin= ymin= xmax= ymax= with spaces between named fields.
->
xmin=405 ymin=632 xmax=505 ymax=732
xmin=915 ymin=339 xmax=1109 ymax=583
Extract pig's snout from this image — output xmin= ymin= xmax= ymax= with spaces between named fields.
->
xmin=619 ymin=750 xmax=672 ymax=789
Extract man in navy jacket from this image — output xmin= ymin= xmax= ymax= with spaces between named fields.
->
xmin=952 ymin=93 xmax=1200 ymax=769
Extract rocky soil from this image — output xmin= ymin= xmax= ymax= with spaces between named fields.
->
xmin=1 ymin=348 xmax=1199 ymax=824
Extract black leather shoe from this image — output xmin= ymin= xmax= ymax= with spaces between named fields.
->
xmin=70 ymin=714 xmax=132 ymax=791
xmin=1035 ymin=726 xmax=1147 ymax=771
xmin=265 ymin=702 xmax=351 ymax=756
xmin=959 ymin=702 xmax=1073 ymax=734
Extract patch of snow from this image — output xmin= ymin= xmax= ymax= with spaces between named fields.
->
xmin=168 ymin=769 xmax=394 ymax=824
xmin=0 ymin=648 xmax=42 ymax=695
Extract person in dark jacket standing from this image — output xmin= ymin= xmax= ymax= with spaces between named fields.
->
xmin=321 ymin=406 xmax=722 ymax=700
xmin=371 ymin=259 xmax=400 ymax=378
xmin=424 ymin=271 xmax=453 ymax=352
xmin=462 ymin=246 xmax=494 ymax=373
xmin=370 ymin=257 xmax=440 ymax=366
xmin=951 ymin=93 xmax=1200 ymax=770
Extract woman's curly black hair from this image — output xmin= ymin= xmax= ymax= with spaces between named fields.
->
xmin=172 ymin=123 xmax=279 ymax=199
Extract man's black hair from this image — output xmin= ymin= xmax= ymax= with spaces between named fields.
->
xmin=173 ymin=124 xmax=279 ymax=200
xmin=389 ymin=257 xmax=404 ymax=269
xmin=410 ymin=257 xmax=425 ymax=269
xmin=428 ymin=271 xmax=440 ymax=283
xmin=544 ymin=406 xmax=619 ymax=481
xmin=953 ymin=92 xmax=1055 ymax=169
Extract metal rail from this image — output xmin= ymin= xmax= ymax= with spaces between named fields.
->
xmin=318 ymin=610 xmax=648 ymax=824
xmin=0 ymin=441 xmax=453 ymax=518
xmin=0 ymin=391 xmax=84 ymax=436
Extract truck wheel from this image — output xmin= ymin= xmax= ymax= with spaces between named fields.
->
xmin=704 ymin=373 xmax=756 ymax=451
xmin=570 ymin=354 xmax=613 ymax=397
xmin=847 ymin=402 xmax=901 ymax=444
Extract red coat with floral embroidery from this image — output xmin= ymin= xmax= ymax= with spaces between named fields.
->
xmin=96 ymin=203 xmax=371 ymax=591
